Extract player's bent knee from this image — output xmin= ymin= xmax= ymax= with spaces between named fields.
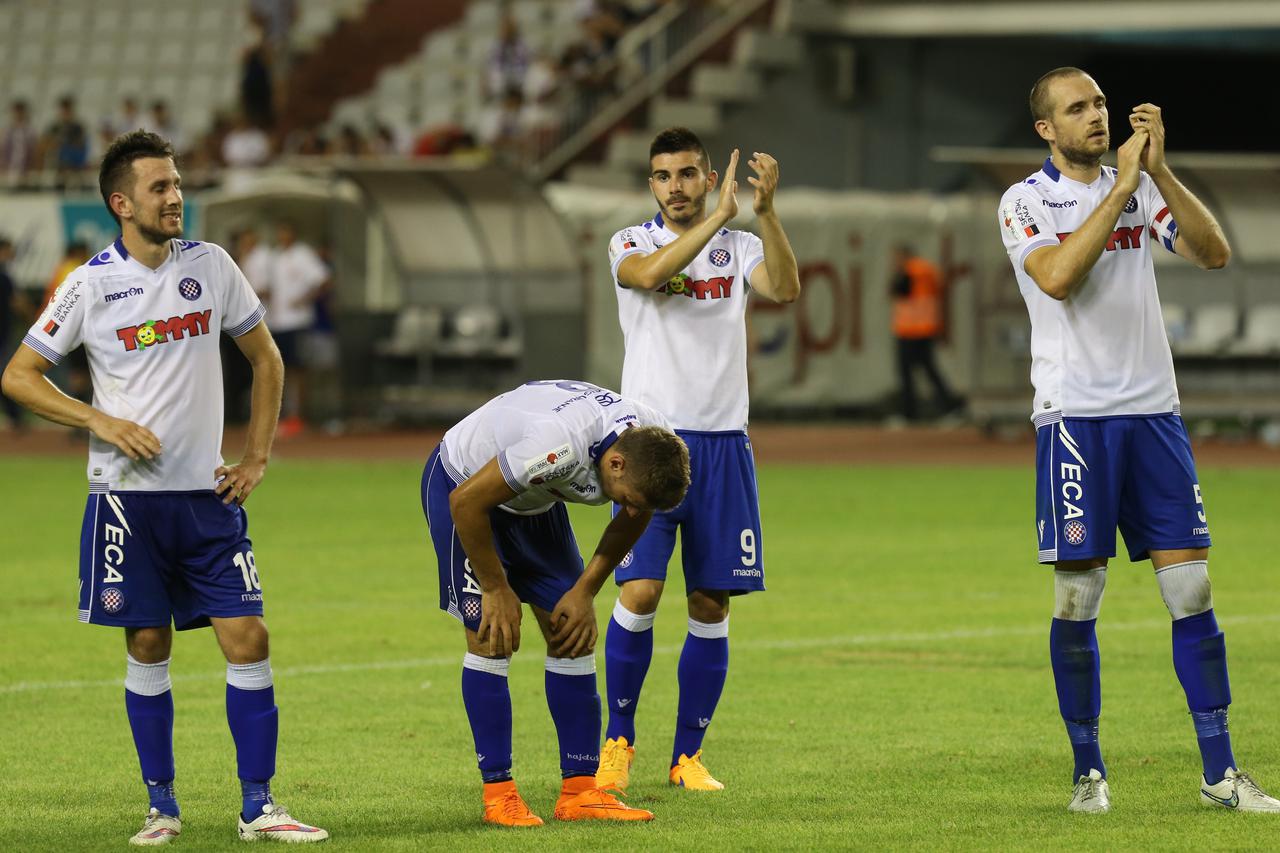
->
xmin=125 ymin=626 xmax=173 ymax=664
xmin=1156 ymin=559 xmax=1213 ymax=619
xmin=687 ymin=589 xmax=729 ymax=623
xmin=619 ymin=579 xmax=663 ymax=615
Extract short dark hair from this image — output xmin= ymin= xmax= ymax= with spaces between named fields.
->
xmin=614 ymin=426 xmax=691 ymax=512
xmin=99 ymin=130 xmax=176 ymax=225
xmin=649 ymin=127 xmax=710 ymax=173
xmin=1030 ymin=67 xmax=1088 ymax=122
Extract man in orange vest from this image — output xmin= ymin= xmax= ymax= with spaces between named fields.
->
xmin=890 ymin=244 xmax=960 ymax=420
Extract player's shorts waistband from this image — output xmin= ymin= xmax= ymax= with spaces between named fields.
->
xmin=435 ymin=442 xmax=465 ymax=486
xmin=1032 ymin=407 xmax=1181 ymax=429
xmin=673 ymin=428 xmax=749 ymax=438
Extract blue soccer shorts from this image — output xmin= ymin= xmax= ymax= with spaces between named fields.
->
xmin=614 ymin=429 xmax=765 ymax=594
xmin=421 ymin=444 xmax=584 ymax=631
xmin=78 ymin=491 xmax=263 ymax=630
xmin=1035 ymin=414 xmax=1211 ymax=564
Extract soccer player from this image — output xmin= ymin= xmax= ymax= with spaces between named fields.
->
xmin=598 ymin=128 xmax=800 ymax=791
xmin=1 ymin=131 xmax=328 ymax=845
xmin=421 ymin=379 xmax=690 ymax=825
xmin=999 ymin=67 xmax=1280 ymax=814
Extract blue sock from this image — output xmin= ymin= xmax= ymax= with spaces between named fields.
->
xmin=226 ymin=660 xmax=277 ymax=822
xmin=461 ymin=654 xmax=513 ymax=783
xmin=672 ymin=618 xmax=729 ymax=767
xmin=1049 ymin=618 xmax=1105 ymax=781
xmin=545 ymin=657 xmax=602 ymax=778
xmin=1172 ymin=610 xmax=1235 ymax=784
xmin=604 ymin=602 xmax=654 ymax=745
xmin=126 ymin=689 xmax=179 ymax=817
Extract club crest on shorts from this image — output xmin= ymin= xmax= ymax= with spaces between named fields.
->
xmin=178 ymin=278 xmax=202 ymax=301
xmin=619 ymin=550 xmax=634 ymax=568
xmin=709 ymin=248 xmax=731 ymax=267
xmin=1063 ymin=520 xmax=1087 ymax=546
xmin=100 ymin=587 xmax=125 ymax=613
xmin=463 ymin=596 xmax=481 ymax=622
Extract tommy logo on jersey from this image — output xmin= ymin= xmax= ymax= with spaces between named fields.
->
xmin=1056 ymin=226 xmax=1143 ymax=253
xmin=116 ymin=309 xmax=213 ymax=352
xmin=660 ymin=273 xmax=734 ymax=300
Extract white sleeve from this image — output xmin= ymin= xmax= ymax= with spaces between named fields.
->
xmin=608 ymin=226 xmax=655 ymax=284
xmin=1140 ymin=174 xmax=1180 ymax=254
xmin=496 ymin=423 xmax=582 ymax=494
xmin=22 ymin=271 xmax=88 ymax=364
xmin=998 ymin=187 xmax=1060 ymax=273
xmin=214 ymin=245 xmax=266 ymax=336
xmin=737 ymin=230 xmax=765 ymax=290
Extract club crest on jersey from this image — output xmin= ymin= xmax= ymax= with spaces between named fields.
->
xmin=709 ymin=248 xmax=731 ymax=267
xmin=100 ymin=587 xmax=125 ymax=613
xmin=659 ymin=274 xmax=734 ymax=300
xmin=116 ymin=309 xmax=213 ymax=352
xmin=178 ymin=277 xmax=202 ymax=301
xmin=1124 ymin=195 xmax=1138 ymax=214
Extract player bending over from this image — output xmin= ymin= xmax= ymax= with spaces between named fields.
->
xmin=420 ymin=379 xmax=690 ymax=826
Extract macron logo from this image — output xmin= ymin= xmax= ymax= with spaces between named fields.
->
xmin=105 ymin=287 xmax=145 ymax=303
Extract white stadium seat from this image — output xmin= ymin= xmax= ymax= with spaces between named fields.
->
xmin=1177 ymin=303 xmax=1239 ymax=356
xmin=1228 ymin=304 xmax=1280 ymax=356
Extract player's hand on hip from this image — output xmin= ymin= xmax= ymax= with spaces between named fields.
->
xmin=87 ymin=412 xmax=161 ymax=462
xmin=748 ymin=151 xmax=779 ymax=215
xmin=714 ymin=148 xmax=740 ymax=225
xmin=1115 ymin=128 xmax=1149 ymax=195
xmin=549 ymin=585 xmax=597 ymax=658
xmin=1129 ymin=103 xmax=1166 ymax=174
xmin=214 ymin=458 xmax=267 ymax=505
xmin=478 ymin=585 xmax=522 ymax=656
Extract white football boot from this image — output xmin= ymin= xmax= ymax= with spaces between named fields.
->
xmin=1068 ymin=768 xmax=1111 ymax=813
xmin=129 ymin=809 xmax=182 ymax=846
xmin=1200 ymin=768 xmax=1280 ymax=812
xmin=238 ymin=803 xmax=329 ymax=842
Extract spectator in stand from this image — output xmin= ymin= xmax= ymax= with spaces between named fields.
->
xmin=101 ymin=97 xmax=143 ymax=147
xmin=476 ymin=87 xmax=527 ymax=163
xmin=888 ymin=244 xmax=962 ymax=421
xmin=222 ymin=113 xmax=272 ymax=168
xmin=0 ymin=237 xmax=25 ymax=432
xmin=236 ymin=228 xmax=276 ymax=299
xmin=334 ymin=124 xmax=368 ymax=157
xmin=250 ymin=0 xmax=296 ymax=111
xmin=2 ymin=100 xmax=40 ymax=186
xmin=44 ymin=96 xmax=90 ymax=186
xmin=303 ymin=241 xmax=342 ymax=433
xmin=368 ymin=123 xmax=402 ymax=156
xmin=486 ymin=12 xmax=532 ymax=100
xmin=241 ymin=12 xmax=275 ymax=129
xmin=262 ymin=221 xmax=329 ymax=438
xmin=145 ymin=100 xmax=186 ymax=155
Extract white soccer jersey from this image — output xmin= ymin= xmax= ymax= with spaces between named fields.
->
xmin=22 ymin=238 xmax=265 ymax=493
xmin=440 ymin=380 xmax=670 ymax=515
xmin=267 ymin=242 xmax=327 ymax=333
xmin=999 ymin=158 xmax=1182 ymax=422
xmin=608 ymin=212 xmax=765 ymax=432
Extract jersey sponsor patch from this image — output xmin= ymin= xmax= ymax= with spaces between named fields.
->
xmin=48 ymin=279 xmax=84 ymax=324
xmin=524 ymin=443 xmax=574 ymax=478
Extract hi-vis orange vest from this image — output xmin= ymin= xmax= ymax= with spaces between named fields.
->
xmin=891 ymin=257 xmax=943 ymax=339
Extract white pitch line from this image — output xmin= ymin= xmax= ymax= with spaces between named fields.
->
xmin=4 ymin=612 xmax=1278 ymax=696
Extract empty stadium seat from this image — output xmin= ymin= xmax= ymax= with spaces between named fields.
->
xmin=1227 ymin=304 xmax=1280 ymax=356
xmin=1177 ymin=303 xmax=1239 ymax=356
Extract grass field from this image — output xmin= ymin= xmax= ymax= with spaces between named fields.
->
xmin=3 ymin=454 xmax=1280 ymax=850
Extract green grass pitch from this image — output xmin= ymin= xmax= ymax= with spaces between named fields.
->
xmin=2 ymin=456 xmax=1279 ymax=850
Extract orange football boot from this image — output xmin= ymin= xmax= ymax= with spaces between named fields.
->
xmin=595 ymin=736 xmax=635 ymax=790
xmin=553 ymin=776 xmax=654 ymax=822
xmin=482 ymin=780 xmax=544 ymax=827
xmin=669 ymin=750 xmax=724 ymax=791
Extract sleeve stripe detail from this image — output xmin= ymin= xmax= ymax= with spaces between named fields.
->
xmin=1016 ymin=236 xmax=1060 ymax=271
xmin=610 ymin=248 xmax=647 ymax=283
xmin=497 ymin=454 xmax=527 ymax=493
xmin=227 ymin=304 xmax=266 ymax=337
xmin=21 ymin=334 xmax=64 ymax=364
xmin=743 ymin=254 xmax=765 ymax=288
